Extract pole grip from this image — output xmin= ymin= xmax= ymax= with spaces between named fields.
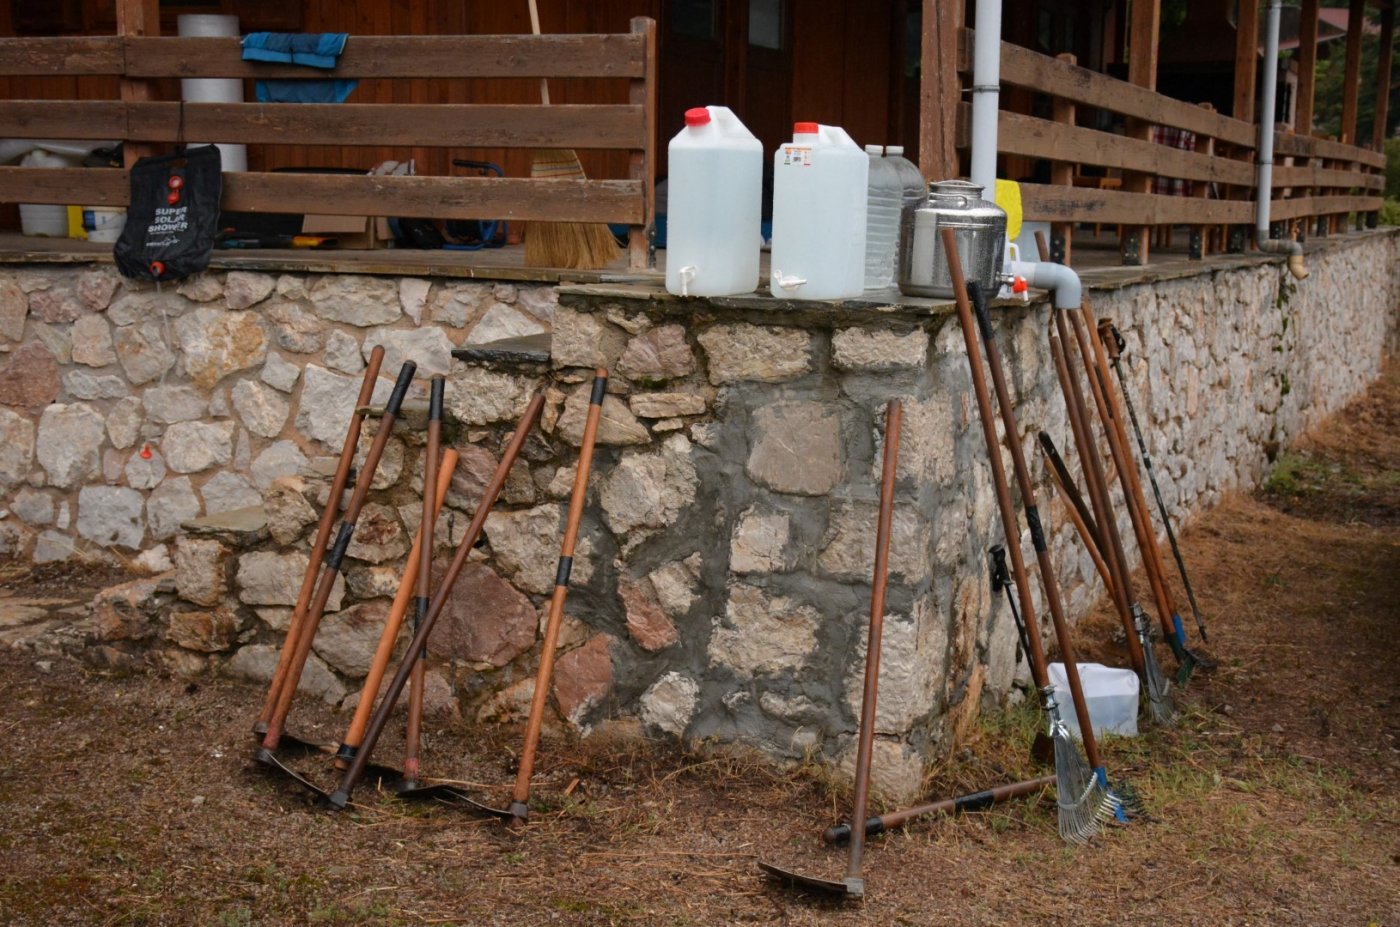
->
xmin=428 ymin=376 xmax=445 ymax=422
xmin=967 ymin=280 xmax=995 ymax=343
xmin=324 ymin=522 xmax=355 ymax=573
xmin=385 ymin=361 xmax=417 ymax=417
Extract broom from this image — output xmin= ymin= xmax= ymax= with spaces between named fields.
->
xmin=524 ymin=0 xmax=623 ymax=270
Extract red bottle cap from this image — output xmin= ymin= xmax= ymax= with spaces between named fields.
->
xmin=166 ymin=191 xmax=180 ymax=205
xmin=168 ymin=175 xmax=183 ymax=190
xmin=793 ymin=122 xmax=819 ymax=135
xmin=1011 ymin=276 xmax=1029 ymax=294
xmin=684 ymin=107 xmax=711 ymax=127
xmin=150 ymin=261 xmax=165 ymax=277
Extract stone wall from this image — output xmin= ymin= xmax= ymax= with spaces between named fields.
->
xmin=1 ymin=231 xmax=1396 ymax=802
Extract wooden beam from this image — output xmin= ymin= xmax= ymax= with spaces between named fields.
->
xmin=1270 ymin=192 xmax=1383 ymax=220
xmin=920 ymin=0 xmax=962 ymax=181
xmin=1273 ymin=128 xmax=1388 ymax=166
xmin=1272 ymin=162 xmax=1385 ymax=189
xmin=1234 ymin=0 xmax=1259 ymax=123
xmin=116 ymin=0 xmax=158 ymax=167
xmin=1050 ymin=53 xmax=1077 ymax=263
xmin=1128 ymin=0 xmax=1160 ymax=90
xmin=1018 ymin=182 xmax=1256 ymax=225
xmin=978 ymin=33 xmax=1258 ymax=148
xmin=120 ymin=34 xmax=647 ymax=80
xmin=628 ymin=16 xmax=657 ymax=270
xmin=1373 ymin=5 xmax=1395 ymax=149
xmin=993 ymin=107 xmax=1256 ymax=187
xmin=0 ymin=37 xmax=123 ymax=76
xmin=0 ymin=101 xmax=647 ymax=150
xmin=1124 ymin=0 xmax=1161 ymax=263
xmin=0 ymin=167 xmax=647 ymax=224
xmin=1295 ymin=0 xmax=1320 ymax=133
xmin=1341 ymin=0 xmax=1365 ymax=144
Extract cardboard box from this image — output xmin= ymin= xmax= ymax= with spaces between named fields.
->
xmin=300 ymin=214 xmax=393 ymax=250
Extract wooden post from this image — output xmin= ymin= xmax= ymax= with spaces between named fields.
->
xmin=1191 ymin=103 xmax=1217 ymax=259
xmin=1295 ymin=0 xmax=1320 ymax=135
xmin=1373 ymin=5 xmax=1395 ymax=150
xmin=1121 ymin=0 xmax=1160 ymax=265
xmin=117 ymin=0 xmax=159 ymax=167
xmin=919 ymin=0 xmax=962 ymax=182
xmin=628 ymin=17 xmax=657 ymax=270
xmin=1234 ymin=0 xmax=1259 ymax=123
xmin=1050 ymin=53 xmax=1076 ymax=265
xmin=1340 ymin=0 xmax=1365 ymax=145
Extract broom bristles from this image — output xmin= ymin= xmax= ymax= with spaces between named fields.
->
xmin=1042 ymin=687 xmax=1120 ymax=845
xmin=1134 ymin=604 xmax=1176 ymax=725
xmin=526 ymin=149 xmax=623 ymax=271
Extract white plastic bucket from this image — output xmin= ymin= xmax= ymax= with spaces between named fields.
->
xmin=83 ymin=207 xmax=126 ymax=243
xmin=1048 ymin=662 xmax=1140 ymax=739
xmin=770 ymin=122 xmax=868 ymax=300
xmin=665 ymin=105 xmax=763 ymax=297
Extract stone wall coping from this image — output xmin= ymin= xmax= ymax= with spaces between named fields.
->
xmin=559 ymin=228 xmax=1400 ymax=323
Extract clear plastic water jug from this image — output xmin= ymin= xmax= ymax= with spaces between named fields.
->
xmin=884 ymin=146 xmax=926 ymax=205
xmin=665 ymin=106 xmax=763 ymax=297
xmin=863 ymin=145 xmax=901 ymax=290
xmin=770 ymin=122 xmax=868 ymax=300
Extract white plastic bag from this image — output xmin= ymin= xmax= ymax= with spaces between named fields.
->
xmin=1048 ymin=662 xmax=1139 ymax=739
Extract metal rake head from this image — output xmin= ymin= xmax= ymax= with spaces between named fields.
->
xmin=1042 ymin=687 xmax=1120 ymax=845
xmin=1134 ymin=605 xmax=1176 ymax=725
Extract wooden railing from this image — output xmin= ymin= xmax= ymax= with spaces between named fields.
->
xmin=958 ymin=30 xmax=1386 ymax=265
xmin=0 ymin=21 xmax=658 ymax=269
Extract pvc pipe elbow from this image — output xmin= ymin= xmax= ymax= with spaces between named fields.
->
xmin=1254 ymin=234 xmax=1309 ymax=280
xmin=1009 ymin=259 xmax=1082 ymax=310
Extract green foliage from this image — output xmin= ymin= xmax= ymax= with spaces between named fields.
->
xmin=1380 ymin=199 xmax=1400 ymax=226
xmin=1312 ymin=13 xmax=1398 ymax=143
xmin=1385 ymin=139 xmax=1400 ymax=199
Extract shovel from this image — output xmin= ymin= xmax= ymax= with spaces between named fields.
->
xmin=758 ymin=399 xmax=902 ymax=900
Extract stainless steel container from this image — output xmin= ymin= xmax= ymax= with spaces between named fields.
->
xmin=897 ymin=179 xmax=1007 ymax=298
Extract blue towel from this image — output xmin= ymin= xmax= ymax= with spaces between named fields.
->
xmin=241 ymin=32 xmax=358 ymax=104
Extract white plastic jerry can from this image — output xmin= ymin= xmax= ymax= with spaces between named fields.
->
xmin=770 ymin=122 xmax=868 ymax=300
xmin=665 ymin=106 xmax=764 ymax=297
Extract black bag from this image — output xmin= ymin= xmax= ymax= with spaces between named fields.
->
xmin=114 ymin=145 xmax=222 ymax=282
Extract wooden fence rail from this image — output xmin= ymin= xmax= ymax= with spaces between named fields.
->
xmin=0 ymin=23 xmax=658 ymax=269
xmin=958 ymin=28 xmax=1386 ymax=265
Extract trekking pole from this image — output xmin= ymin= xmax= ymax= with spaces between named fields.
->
xmin=1065 ymin=307 xmax=1175 ymax=722
xmin=821 ymin=775 xmax=1055 ymax=845
xmin=944 ymin=231 xmax=1119 ymax=844
xmin=333 ymin=445 xmax=458 ymax=770
xmin=258 ymin=361 xmax=416 ymax=758
xmin=1099 ymin=319 xmax=1213 ymax=650
xmin=399 ymin=376 xmax=445 ymax=792
xmin=990 ymin=544 xmax=1054 ymax=767
xmin=508 ymin=370 xmax=609 ymax=823
xmin=759 ymin=401 xmax=902 ymax=898
xmin=1037 ymin=432 xmax=1114 ymax=593
xmin=254 ymin=346 xmax=385 ymax=737
xmin=329 ymin=390 xmax=546 ymax=811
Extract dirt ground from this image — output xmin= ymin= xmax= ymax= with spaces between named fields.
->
xmin=1 ymin=366 xmax=1397 ymax=927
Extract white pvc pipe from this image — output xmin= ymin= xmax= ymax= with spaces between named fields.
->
xmin=1255 ymin=0 xmax=1308 ymax=278
xmin=1010 ymin=258 xmax=1082 ymax=310
xmin=970 ymin=0 xmax=1002 ymax=198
